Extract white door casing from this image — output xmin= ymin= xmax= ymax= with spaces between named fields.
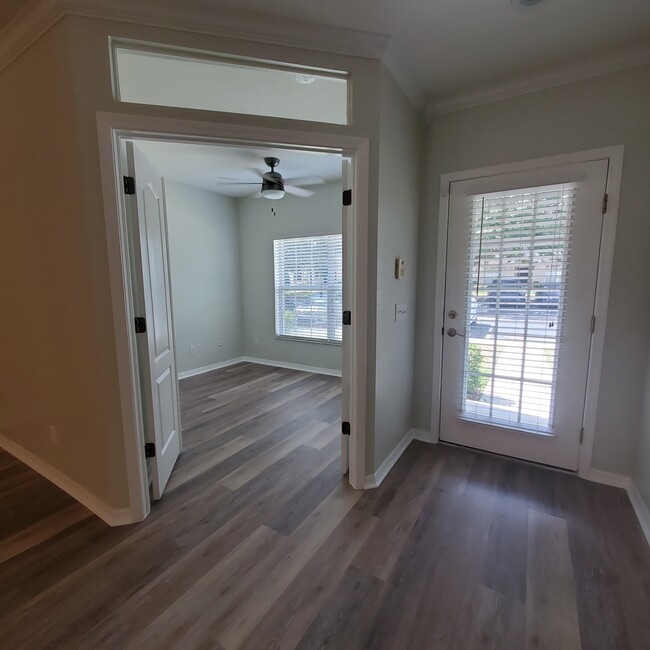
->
xmin=440 ymin=159 xmax=609 ymax=470
xmin=127 ymin=142 xmax=181 ymax=499
xmin=341 ymin=158 xmax=352 ymax=473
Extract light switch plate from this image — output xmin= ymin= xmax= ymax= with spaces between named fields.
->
xmin=395 ymin=303 xmax=407 ymax=322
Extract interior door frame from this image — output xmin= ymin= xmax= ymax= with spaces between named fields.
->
xmin=97 ymin=112 xmax=369 ymax=522
xmin=430 ymin=146 xmax=624 ymax=479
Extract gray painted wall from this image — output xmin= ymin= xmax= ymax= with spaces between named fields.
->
xmin=635 ymin=350 xmax=650 ymax=513
xmin=412 ymin=64 xmax=650 ymax=478
xmin=371 ymin=67 xmax=421 ymax=472
xmin=165 ymin=179 xmax=243 ymax=374
xmin=238 ymin=182 xmax=342 ymax=371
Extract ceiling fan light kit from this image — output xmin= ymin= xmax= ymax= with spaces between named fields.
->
xmin=216 ymin=155 xmax=325 ymax=201
xmin=261 ymin=157 xmax=286 ymax=199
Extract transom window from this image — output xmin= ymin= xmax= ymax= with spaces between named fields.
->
xmin=273 ymin=235 xmax=342 ymax=343
xmin=111 ymin=40 xmax=349 ymax=125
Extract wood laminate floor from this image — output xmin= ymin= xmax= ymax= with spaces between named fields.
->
xmin=0 ymin=362 xmax=649 ymax=649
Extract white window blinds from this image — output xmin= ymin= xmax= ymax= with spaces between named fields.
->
xmin=273 ymin=234 xmax=343 ymax=343
xmin=461 ymin=183 xmax=577 ymax=433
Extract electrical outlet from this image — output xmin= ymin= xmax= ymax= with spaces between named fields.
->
xmin=254 ymin=337 xmax=260 ymax=346
xmin=189 ymin=345 xmax=196 ymax=356
xmin=49 ymin=425 xmax=58 ymax=444
xmin=218 ymin=341 xmax=223 ymax=348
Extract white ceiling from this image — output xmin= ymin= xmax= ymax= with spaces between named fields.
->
xmin=197 ymin=0 xmax=650 ymax=102
xmin=134 ymin=140 xmax=342 ymax=197
xmin=3 ymin=0 xmax=649 ymax=108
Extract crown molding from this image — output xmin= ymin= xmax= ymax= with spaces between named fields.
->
xmin=381 ymin=40 xmax=427 ymax=112
xmin=429 ymin=40 xmax=650 ymax=118
xmin=0 ymin=0 xmax=391 ymax=73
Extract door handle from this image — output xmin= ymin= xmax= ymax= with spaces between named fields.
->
xmin=447 ymin=327 xmax=466 ymax=337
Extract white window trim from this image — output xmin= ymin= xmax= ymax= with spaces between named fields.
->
xmin=430 ymin=146 xmax=624 ymax=481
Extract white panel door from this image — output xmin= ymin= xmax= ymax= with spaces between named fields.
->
xmin=340 ymin=158 xmax=352 ymax=474
xmin=440 ymin=159 xmax=608 ymax=470
xmin=128 ymin=142 xmax=181 ymax=499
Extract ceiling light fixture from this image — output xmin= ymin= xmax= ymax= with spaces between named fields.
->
xmin=295 ymin=74 xmax=316 ymax=85
xmin=261 ymin=157 xmax=285 ymax=199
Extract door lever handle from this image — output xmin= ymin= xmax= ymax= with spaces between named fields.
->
xmin=447 ymin=327 xmax=465 ymax=337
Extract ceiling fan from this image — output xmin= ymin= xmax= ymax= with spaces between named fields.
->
xmin=217 ymin=157 xmax=324 ymax=200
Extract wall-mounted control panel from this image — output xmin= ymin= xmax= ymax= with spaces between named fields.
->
xmin=395 ymin=257 xmax=405 ymax=279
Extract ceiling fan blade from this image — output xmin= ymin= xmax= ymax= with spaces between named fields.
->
xmin=251 ymin=191 xmax=265 ymax=199
xmin=284 ymin=185 xmax=315 ymax=198
xmin=250 ymin=169 xmax=277 ymax=182
xmin=282 ymin=176 xmax=325 ymax=187
xmin=216 ymin=182 xmax=261 ymax=186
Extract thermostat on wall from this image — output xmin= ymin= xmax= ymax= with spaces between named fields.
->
xmin=395 ymin=257 xmax=405 ymax=279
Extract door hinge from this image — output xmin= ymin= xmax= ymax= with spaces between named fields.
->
xmin=590 ymin=315 xmax=596 ymax=334
xmin=602 ymin=193 xmax=608 ymax=214
xmin=343 ymin=310 xmax=352 ymax=325
xmin=144 ymin=442 xmax=156 ymax=458
xmin=123 ymin=175 xmax=135 ymax=195
xmin=579 ymin=427 xmax=584 ymax=444
xmin=134 ymin=316 xmax=147 ymax=334
xmin=342 ymin=189 xmax=352 ymax=206
xmin=342 ymin=421 xmax=351 ymax=436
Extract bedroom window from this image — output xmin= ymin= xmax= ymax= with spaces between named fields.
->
xmin=273 ymin=234 xmax=343 ymax=343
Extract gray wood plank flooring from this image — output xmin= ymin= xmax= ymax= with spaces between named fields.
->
xmin=0 ymin=362 xmax=649 ymax=648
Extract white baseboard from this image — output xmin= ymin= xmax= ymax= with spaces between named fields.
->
xmin=409 ymin=428 xmax=436 ymax=444
xmin=585 ymin=468 xmax=632 ymax=490
xmin=177 ymin=356 xmax=245 ymax=380
xmin=364 ymin=429 xmax=415 ymax=489
xmin=0 ymin=434 xmax=137 ymax=527
xmin=628 ymin=482 xmax=650 ymax=546
xmin=243 ymin=356 xmax=342 ymax=378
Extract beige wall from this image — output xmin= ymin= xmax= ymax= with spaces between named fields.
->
xmin=0 ymin=20 xmax=130 ymax=508
xmin=371 ymin=67 xmax=422 ymax=471
xmin=413 ymin=64 xmax=650 ymax=478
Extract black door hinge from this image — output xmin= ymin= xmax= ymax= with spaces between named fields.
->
xmin=134 ymin=316 xmax=147 ymax=333
xmin=342 ymin=421 xmax=351 ymax=436
xmin=144 ymin=442 xmax=156 ymax=458
xmin=602 ymin=193 xmax=608 ymax=214
xmin=124 ymin=175 xmax=135 ymax=195
xmin=342 ymin=189 xmax=352 ymax=206
xmin=343 ymin=310 xmax=352 ymax=325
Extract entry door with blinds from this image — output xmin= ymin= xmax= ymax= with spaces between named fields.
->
xmin=440 ymin=160 xmax=608 ymax=470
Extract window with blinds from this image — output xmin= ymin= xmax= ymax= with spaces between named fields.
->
xmin=273 ymin=234 xmax=343 ymax=343
xmin=461 ymin=183 xmax=577 ymax=433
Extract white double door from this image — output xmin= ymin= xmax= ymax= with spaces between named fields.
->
xmin=440 ymin=159 xmax=608 ymax=470
xmin=127 ymin=143 xmax=181 ymax=499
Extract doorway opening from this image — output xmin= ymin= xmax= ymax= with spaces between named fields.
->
xmin=97 ymin=114 xmax=369 ymax=521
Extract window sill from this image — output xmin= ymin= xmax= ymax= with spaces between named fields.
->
xmin=275 ymin=335 xmax=342 ymax=347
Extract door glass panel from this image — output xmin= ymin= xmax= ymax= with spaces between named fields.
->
xmin=461 ymin=183 xmax=576 ymax=433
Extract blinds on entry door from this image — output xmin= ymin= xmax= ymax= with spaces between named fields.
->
xmin=460 ymin=183 xmax=578 ymax=433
